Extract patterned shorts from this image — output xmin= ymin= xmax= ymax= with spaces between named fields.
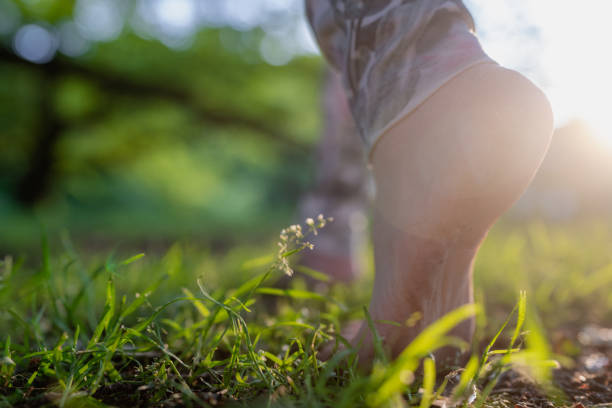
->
xmin=305 ymin=0 xmax=495 ymax=158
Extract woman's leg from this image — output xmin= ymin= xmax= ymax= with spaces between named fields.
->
xmin=353 ymin=62 xmax=553 ymax=365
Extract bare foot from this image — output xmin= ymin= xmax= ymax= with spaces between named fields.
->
xmin=348 ymin=62 xmax=553 ymax=369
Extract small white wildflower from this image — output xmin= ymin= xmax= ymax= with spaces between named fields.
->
xmin=275 ymin=214 xmax=332 ymax=276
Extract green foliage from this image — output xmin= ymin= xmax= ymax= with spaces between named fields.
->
xmin=13 ymin=0 xmax=75 ymax=22
xmin=0 ymin=6 xmax=325 ymax=249
xmin=476 ymin=221 xmax=612 ymax=329
xmin=1 ymin=220 xmax=608 ymax=406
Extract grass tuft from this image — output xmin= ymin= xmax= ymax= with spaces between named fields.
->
xmin=0 ymin=221 xmax=610 ymax=406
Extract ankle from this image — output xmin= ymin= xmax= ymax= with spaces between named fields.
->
xmin=371 ymin=235 xmax=476 ymax=323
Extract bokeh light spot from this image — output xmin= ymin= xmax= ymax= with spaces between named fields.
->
xmin=13 ymin=24 xmax=57 ymax=64
xmin=221 ymin=0 xmax=264 ymax=31
xmin=153 ymin=0 xmax=196 ymax=34
xmin=260 ymin=34 xmax=293 ymax=66
xmin=75 ymin=0 xmax=124 ymax=42
xmin=58 ymin=21 xmax=91 ymax=57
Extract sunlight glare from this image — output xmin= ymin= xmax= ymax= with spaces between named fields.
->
xmin=467 ymin=0 xmax=612 ymax=145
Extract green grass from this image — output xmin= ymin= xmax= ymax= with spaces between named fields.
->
xmin=1 ymin=219 xmax=611 ymax=407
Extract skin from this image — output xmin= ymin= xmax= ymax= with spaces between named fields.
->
xmin=348 ymin=62 xmax=554 ymax=367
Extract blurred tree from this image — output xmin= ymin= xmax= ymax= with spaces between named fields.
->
xmin=0 ymin=0 xmax=325 ymax=247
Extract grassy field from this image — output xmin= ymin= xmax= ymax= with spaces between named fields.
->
xmin=1 ymin=218 xmax=611 ymax=407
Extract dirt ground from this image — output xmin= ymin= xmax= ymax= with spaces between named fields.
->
xmin=489 ymin=326 xmax=612 ymax=407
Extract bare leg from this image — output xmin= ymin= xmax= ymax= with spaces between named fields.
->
xmin=352 ymin=62 xmax=553 ymax=365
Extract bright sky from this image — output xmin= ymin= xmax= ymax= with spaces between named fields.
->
xmin=465 ymin=0 xmax=612 ymax=142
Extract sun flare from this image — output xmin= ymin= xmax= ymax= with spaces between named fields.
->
xmin=467 ymin=0 xmax=612 ymax=145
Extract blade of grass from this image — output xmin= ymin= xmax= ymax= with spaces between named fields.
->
xmin=369 ymin=304 xmax=480 ymax=407
xmin=419 ymin=357 xmax=435 ymax=408
xmin=364 ymin=305 xmax=387 ymax=365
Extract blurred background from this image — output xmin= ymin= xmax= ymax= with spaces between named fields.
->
xmin=0 ymin=0 xmax=325 ymax=253
xmin=1 ymin=0 xmax=612 ymax=257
